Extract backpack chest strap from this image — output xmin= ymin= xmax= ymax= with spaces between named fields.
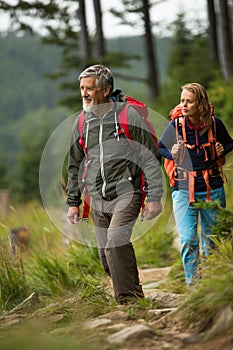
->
xmin=175 ymin=166 xmax=222 ymax=204
xmin=188 ymin=169 xmax=211 ymax=204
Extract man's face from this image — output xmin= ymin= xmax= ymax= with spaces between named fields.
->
xmin=80 ymin=76 xmax=110 ymax=112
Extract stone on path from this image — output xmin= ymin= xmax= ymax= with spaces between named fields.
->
xmin=84 ymin=318 xmax=112 ymax=329
xmin=206 ymin=305 xmax=233 ymax=339
xmin=84 ymin=310 xmax=129 ymax=329
xmin=107 ymin=324 xmax=156 ymax=344
xmin=145 ymin=291 xmax=185 ymax=308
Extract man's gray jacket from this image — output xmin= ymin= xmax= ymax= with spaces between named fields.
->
xmin=66 ymin=102 xmax=163 ymax=207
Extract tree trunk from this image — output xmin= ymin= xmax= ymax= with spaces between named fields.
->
xmin=207 ymin=0 xmax=219 ymax=65
xmin=142 ymin=0 xmax=159 ymax=101
xmin=78 ymin=0 xmax=91 ymax=63
xmin=214 ymin=0 xmax=232 ymax=81
xmin=93 ymin=0 xmax=105 ymax=58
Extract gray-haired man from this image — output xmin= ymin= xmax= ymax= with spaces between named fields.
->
xmin=66 ymin=64 xmax=163 ymax=304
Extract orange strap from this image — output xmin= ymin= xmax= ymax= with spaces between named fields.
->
xmin=179 ymin=117 xmax=218 ymax=162
xmin=164 ymin=158 xmax=176 ymax=187
xmin=188 ymin=172 xmax=196 ymax=204
xmin=188 ymin=170 xmax=211 ymax=205
xmin=174 ymin=167 xmax=222 ymax=204
xmin=202 ymin=169 xmax=211 ymax=202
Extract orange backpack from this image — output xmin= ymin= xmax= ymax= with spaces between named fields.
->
xmin=164 ymin=104 xmax=226 ymax=203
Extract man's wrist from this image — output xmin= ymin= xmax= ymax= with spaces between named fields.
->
xmin=66 ymin=197 xmax=82 ymax=207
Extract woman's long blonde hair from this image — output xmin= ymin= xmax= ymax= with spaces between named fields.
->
xmin=181 ymin=83 xmax=212 ymax=131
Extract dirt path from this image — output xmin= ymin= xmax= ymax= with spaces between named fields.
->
xmin=0 ymin=267 xmax=233 ymax=350
xmin=88 ymin=266 xmax=233 ymax=350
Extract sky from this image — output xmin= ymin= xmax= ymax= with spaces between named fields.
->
xmin=0 ymin=0 xmax=208 ymax=38
xmin=92 ymin=0 xmax=208 ymax=37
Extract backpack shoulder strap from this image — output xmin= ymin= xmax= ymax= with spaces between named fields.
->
xmin=78 ymin=111 xmax=85 ymax=136
xmin=125 ymin=95 xmax=148 ymax=119
xmin=118 ymin=102 xmax=145 ymax=220
xmin=118 ymin=103 xmax=158 ymax=147
xmin=77 ymin=111 xmax=87 ymax=150
xmin=77 ymin=111 xmax=90 ymax=221
xmin=210 ymin=115 xmax=216 ymax=140
xmin=118 ymin=104 xmax=134 ymax=146
xmin=209 ymin=115 xmax=225 ymax=166
xmin=175 ymin=117 xmax=187 ymax=144
xmin=169 ymin=104 xmax=183 ymax=120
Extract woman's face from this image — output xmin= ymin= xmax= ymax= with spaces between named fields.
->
xmin=180 ymin=89 xmax=199 ymax=118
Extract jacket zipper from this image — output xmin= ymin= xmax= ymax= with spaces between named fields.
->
xmin=99 ymin=118 xmax=107 ymax=197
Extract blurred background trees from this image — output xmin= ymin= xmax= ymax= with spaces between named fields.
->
xmin=0 ymin=0 xmax=232 ymax=202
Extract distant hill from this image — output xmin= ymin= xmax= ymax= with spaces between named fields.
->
xmin=0 ymin=31 xmax=172 ymax=189
xmin=0 ymin=32 xmax=62 ymax=124
xmin=0 ymin=32 xmax=172 ymax=124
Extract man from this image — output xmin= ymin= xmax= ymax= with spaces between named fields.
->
xmin=66 ymin=64 xmax=163 ymax=304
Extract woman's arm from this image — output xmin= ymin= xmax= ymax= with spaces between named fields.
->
xmin=159 ymin=121 xmax=177 ymax=160
xmin=215 ymin=117 xmax=233 ymax=155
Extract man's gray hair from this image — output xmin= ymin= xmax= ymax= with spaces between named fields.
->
xmin=78 ymin=64 xmax=114 ymax=94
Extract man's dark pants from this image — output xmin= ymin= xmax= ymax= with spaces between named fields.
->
xmin=92 ymin=191 xmax=144 ymax=304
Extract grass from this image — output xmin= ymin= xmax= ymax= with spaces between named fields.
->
xmin=0 ymin=243 xmax=28 ymax=310
xmin=0 ymin=198 xmax=180 ymax=311
xmin=177 ymin=239 xmax=233 ymax=332
xmin=158 ymin=260 xmax=187 ymax=294
xmin=0 ymin=196 xmax=181 ymax=350
xmin=0 ymin=187 xmax=233 ymax=344
xmin=135 ymin=197 xmax=180 ymax=268
xmin=0 ymin=202 xmax=116 ymax=349
xmin=0 ymin=201 xmax=109 ymax=309
xmin=0 ymin=333 xmax=101 ymax=350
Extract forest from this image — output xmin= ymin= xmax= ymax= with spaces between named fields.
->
xmin=0 ymin=32 xmax=173 ymax=200
xmin=0 ymin=1 xmax=233 ymax=349
xmin=0 ymin=0 xmax=232 ymax=202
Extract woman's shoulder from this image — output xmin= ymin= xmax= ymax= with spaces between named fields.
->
xmin=212 ymin=115 xmax=227 ymax=130
xmin=213 ymin=115 xmax=222 ymax=123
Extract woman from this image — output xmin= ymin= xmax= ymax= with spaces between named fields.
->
xmin=159 ymin=83 xmax=233 ymax=287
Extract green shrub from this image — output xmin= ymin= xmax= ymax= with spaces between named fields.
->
xmin=177 ymin=203 xmax=233 ymax=331
xmin=208 ymin=78 xmax=233 ymax=127
xmin=178 ymin=238 xmax=233 ymax=331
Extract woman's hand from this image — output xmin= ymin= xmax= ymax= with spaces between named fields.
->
xmin=215 ymin=142 xmax=224 ymax=157
xmin=171 ymin=143 xmax=184 ymax=162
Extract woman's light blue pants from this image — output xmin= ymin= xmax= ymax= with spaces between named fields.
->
xmin=172 ymin=187 xmax=226 ymax=286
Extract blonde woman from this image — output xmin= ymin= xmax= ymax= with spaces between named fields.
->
xmin=159 ymin=83 xmax=233 ymax=287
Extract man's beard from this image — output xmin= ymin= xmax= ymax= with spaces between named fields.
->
xmin=83 ymin=102 xmax=94 ymax=113
xmin=83 ymin=102 xmax=104 ymax=115
xmin=83 ymin=101 xmax=113 ymax=116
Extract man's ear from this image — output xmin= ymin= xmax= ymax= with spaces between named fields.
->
xmin=104 ymin=86 xmax=111 ymax=97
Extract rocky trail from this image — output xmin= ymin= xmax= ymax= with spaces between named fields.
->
xmin=0 ymin=267 xmax=233 ymax=350
xmin=84 ymin=267 xmax=233 ymax=349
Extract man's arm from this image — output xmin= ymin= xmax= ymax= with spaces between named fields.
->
xmin=127 ymin=107 xmax=163 ymax=215
xmin=66 ymin=116 xmax=85 ymax=215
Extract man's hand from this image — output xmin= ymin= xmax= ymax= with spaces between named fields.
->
xmin=67 ymin=206 xmax=80 ymax=224
xmin=144 ymin=201 xmax=162 ymax=220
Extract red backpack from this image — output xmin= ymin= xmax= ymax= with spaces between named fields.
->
xmin=78 ymin=95 xmax=158 ymax=221
xmin=164 ymin=104 xmax=226 ymax=203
